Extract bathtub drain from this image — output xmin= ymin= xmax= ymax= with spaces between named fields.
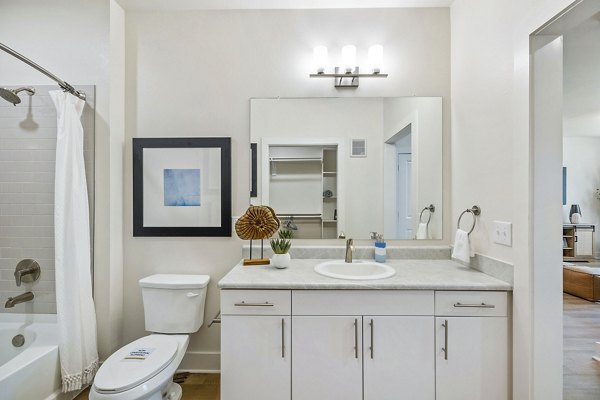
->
xmin=12 ymin=334 xmax=25 ymax=347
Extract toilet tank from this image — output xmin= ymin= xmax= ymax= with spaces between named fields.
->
xmin=139 ymin=274 xmax=210 ymax=334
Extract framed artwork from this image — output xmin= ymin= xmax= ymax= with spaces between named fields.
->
xmin=133 ymin=137 xmax=232 ymax=237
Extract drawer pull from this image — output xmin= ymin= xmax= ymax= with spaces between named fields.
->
xmin=234 ymin=301 xmax=274 ymax=307
xmin=453 ymin=302 xmax=495 ymax=309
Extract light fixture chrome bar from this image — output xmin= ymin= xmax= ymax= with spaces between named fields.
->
xmin=0 ymin=42 xmax=86 ymax=100
xmin=310 ymin=66 xmax=388 ymax=88
xmin=309 ymin=73 xmax=389 ymax=78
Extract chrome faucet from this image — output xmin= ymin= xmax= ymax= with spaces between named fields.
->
xmin=345 ymin=238 xmax=354 ymax=263
xmin=5 ymin=291 xmax=34 ymax=308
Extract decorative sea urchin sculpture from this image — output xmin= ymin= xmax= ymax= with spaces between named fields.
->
xmin=236 ymin=205 xmax=280 ymax=265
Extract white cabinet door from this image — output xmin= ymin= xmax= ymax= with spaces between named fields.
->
xmin=364 ymin=316 xmax=435 ymax=400
xmin=292 ymin=316 xmax=362 ymax=400
xmin=436 ymin=317 xmax=509 ymax=400
xmin=221 ymin=315 xmax=290 ymax=400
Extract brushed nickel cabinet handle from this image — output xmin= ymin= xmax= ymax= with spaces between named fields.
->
xmin=234 ymin=301 xmax=274 ymax=307
xmin=369 ymin=319 xmax=374 ymax=359
xmin=281 ymin=318 xmax=285 ymax=358
xmin=453 ymin=302 xmax=495 ymax=309
xmin=354 ymin=318 xmax=359 ymax=359
xmin=442 ymin=320 xmax=448 ymax=360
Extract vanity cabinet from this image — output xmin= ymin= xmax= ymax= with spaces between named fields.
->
xmin=220 ymin=289 xmax=510 ymax=400
xmin=292 ymin=316 xmax=363 ymax=400
xmin=363 ymin=316 xmax=435 ymax=400
xmin=220 ymin=290 xmax=291 ymax=400
xmin=434 ymin=291 xmax=510 ymax=400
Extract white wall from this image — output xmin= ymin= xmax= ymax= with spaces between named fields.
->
xmin=124 ymin=7 xmax=450 ymax=370
xmin=563 ymin=137 xmax=600 ymax=255
xmin=0 ymin=0 xmax=123 ymax=359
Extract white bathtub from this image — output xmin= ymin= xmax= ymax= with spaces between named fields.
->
xmin=0 ymin=313 xmax=69 ymax=400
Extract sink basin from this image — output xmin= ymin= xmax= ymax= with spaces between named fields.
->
xmin=314 ymin=260 xmax=396 ymax=280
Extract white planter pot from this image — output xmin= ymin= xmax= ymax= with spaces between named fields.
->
xmin=271 ymin=253 xmax=291 ymax=269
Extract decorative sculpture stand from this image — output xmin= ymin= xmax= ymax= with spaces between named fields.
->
xmin=235 ymin=205 xmax=280 ymax=266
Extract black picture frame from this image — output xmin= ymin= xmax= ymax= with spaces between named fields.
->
xmin=133 ymin=137 xmax=232 ymax=237
xmin=250 ymin=143 xmax=257 ymax=198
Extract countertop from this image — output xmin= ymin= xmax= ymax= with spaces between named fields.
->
xmin=218 ymin=259 xmax=513 ymax=291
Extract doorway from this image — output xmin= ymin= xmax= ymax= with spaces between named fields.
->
xmin=531 ymin=1 xmax=600 ymax=398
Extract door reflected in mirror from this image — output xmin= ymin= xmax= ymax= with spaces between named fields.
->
xmin=250 ymin=97 xmax=442 ymax=240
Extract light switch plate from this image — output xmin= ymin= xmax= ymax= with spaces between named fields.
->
xmin=493 ymin=221 xmax=512 ymax=247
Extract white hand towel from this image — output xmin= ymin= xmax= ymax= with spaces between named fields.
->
xmin=452 ymin=229 xmax=473 ymax=264
xmin=416 ymin=223 xmax=429 ymax=239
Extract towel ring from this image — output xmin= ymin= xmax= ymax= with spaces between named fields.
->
xmin=457 ymin=205 xmax=481 ymax=235
xmin=419 ymin=204 xmax=435 ymax=225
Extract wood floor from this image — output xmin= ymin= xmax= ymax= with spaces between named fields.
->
xmin=564 ymin=293 xmax=600 ymax=399
xmin=74 ymin=373 xmax=219 ymax=400
xmin=74 ymin=294 xmax=598 ymax=400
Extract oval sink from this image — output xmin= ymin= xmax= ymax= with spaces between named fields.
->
xmin=314 ymin=260 xmax=396 ymax=280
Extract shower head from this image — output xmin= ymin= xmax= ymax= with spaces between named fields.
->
xmin=0 ymin=87 xmax=35 ymax=105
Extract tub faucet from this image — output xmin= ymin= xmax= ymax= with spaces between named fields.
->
xmin=5 ymin=291 xmax=34 ymax=308
xmin=345 ymin=238 xmax=354 ymax=263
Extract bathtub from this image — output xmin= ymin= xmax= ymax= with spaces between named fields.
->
xmin=0 ymin=313 xmax=69 ymax=400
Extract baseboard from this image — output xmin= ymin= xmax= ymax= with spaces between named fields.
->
xmin=178 ymin=351 xmax=220 ymax=372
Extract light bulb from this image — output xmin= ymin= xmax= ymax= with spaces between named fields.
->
xmin=313 ymin=46 xmax=328 ymax=74
xmin=368 ymin=45 xmax=383 ymax=74
xmin=341 ymin=45 xmax=356 ymax=73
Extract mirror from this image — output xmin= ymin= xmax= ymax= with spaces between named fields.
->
xmin=250 ymin=97 xmax=442 ymax=240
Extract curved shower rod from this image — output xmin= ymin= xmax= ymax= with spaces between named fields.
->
xmin=0 ymin=42 xmax=86 ymax=100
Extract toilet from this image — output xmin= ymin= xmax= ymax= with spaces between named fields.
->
xmin=90 ymin=274 xmax=210 ymax=400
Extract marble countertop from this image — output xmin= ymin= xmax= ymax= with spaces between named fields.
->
xmin=218 ymin=259 xmax=513 ymax=291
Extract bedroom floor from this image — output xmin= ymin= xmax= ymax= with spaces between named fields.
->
xmin=564 ymin=292 xmax=600 ymax=399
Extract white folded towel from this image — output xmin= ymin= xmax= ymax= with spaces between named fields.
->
xmin=452 ymin=229 xmax=473 ymax=264
xmin=416 ymin=223 xmax=429 ymax=240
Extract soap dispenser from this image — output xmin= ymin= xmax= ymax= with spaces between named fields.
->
xmin=371 ymin=232 xmax=386 ymax=263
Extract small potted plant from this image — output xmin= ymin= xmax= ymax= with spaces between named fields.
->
xmin=270 ymin=229 xmax=292 ymax=269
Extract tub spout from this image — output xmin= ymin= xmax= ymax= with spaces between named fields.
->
xmin=5 ymin=291 xmax=34 ymax=308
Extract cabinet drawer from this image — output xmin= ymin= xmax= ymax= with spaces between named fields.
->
xmin=221 ymin=290 xmax=291 ymax=315
xmin=435 ymin=291 xmax=508 ymax=317
xmin=293 ymin=290 xmax=434 ymax=315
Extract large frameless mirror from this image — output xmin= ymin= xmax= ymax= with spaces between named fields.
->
xmin=250 ymin=97 xmax=442 ymax=240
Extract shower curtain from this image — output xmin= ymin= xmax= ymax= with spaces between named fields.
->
xmin=50 ymin=90 xmax=99 ymax=392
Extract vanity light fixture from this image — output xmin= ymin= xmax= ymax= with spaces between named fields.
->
xmin=310 ymin=44 xmax=388 ymax=88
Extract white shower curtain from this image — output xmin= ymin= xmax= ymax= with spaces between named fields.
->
xmin=50 ymin=90 xmax=99 ymax=392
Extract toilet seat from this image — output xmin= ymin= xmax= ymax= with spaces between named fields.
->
xmin=94 ymin=335 xmax=179 ymax=394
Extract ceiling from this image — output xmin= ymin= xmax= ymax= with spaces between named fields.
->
xmin=116 ymin=0 xmax=453 ymax=11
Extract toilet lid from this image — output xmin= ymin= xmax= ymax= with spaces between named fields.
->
xmin=94 ymin=335 xmax=179 ymax=393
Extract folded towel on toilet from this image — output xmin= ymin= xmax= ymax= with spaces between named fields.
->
xmin=451 ymin=229 xmax=473 ymax=264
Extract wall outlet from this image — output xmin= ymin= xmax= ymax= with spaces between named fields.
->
xmin=493 ymin=221 xmax=512 ymax=247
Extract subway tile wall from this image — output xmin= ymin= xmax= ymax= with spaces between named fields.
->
xmin=0 ymin=85 xmax=94 ymax=314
